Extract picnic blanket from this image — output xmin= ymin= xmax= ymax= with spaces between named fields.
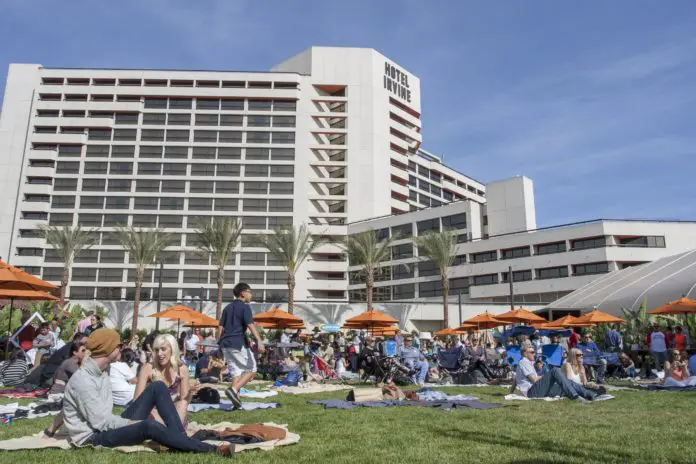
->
xmin=504 ymin=394 xmax=615 ymax=402
xmin=309 ymin=399 xmax=503 ymax=411
xmin=0 ymin=421 xmax=299 ymax=453
xmin=274 ymin=383 xmax=352 ymax=395
xmin=239 ymin=388 xmax=278 ymax=399
xmin=0 ymin=400 xmax=62 ymax=421
xmin=188 ymin=401 xmax=280 ymax=413
xmin=0 ymin=389 xmax=49 ymax=399
xmin=642 ymin=385 xmax=696 ymax=392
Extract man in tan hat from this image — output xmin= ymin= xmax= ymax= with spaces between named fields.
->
xmin=62 ymin=328 xmax=233 ymax=456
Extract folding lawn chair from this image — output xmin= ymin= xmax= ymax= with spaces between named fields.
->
xmin=541 ymin=344 xmax=564 ymax=367
xmin=506 ymin=345 xmax=521 ymax=367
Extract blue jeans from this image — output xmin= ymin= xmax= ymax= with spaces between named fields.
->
xmin=90 ymin=381 xmax=215 ymax=453
xmin=408 ymin=360 xmax=428 ymax=384
xmin=527 ymin=368 xmax=590 ymax=399
xmin=652 ymin=350 xmax=668 ymax=371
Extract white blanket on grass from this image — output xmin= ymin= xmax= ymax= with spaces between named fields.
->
xmin=504 ymin=394 xmax=615 ymax=402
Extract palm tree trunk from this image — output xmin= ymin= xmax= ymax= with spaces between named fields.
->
xmin=442 ymin=275 xmax=450 ymax=329
xmin=59 ymin=264 xmax=70 ymax=312
xmin=216 ymin=266 xmax=224 ymax=321
xmin=131 ymin=268 xmax=144 ymax=335
xmin=366 ymin=270 xmax=374 ymax=311
xmin=287 ymin=273 xmax=296 ymax=315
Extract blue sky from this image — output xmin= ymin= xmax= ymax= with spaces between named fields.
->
xmin=1 ymin=1 xmax=695 ymax=227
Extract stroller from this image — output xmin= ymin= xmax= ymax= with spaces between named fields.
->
xmin=360 ymin=350 xmax=413 ymax=385
xmin=437 ymin=347 xmax=472 ymax=384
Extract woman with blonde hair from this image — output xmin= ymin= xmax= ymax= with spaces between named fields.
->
xmin=134 ymin=334 xmax=198 ymax=425
xmin=562 ymin=348 xmax=606 ymax=396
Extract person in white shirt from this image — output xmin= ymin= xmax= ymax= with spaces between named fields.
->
xmin=513 ymin=343 xmax=593 ymax=400
xmin=184 ymin=331 xmax=199 ymax=359
xmin=280 ymin=330 xmax=291 ymax=344
xmin=110 ymin=347 xmax=138 ymax=406
xmin=648 ymin=324 xmax=668 ymax=371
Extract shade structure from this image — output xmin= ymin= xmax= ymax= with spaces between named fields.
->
xmin=574 ymin=309 xmax=625 ymax=325
xmin=434 ymin=327 xmax=469 ymax=337
xmin=253 ymin=307 xmax=305 ymax=331
xmin=342 ymin=309 xmax=399 ymax=334
xmin=496 ymin=308 xmax=548 ymax=324
xmin=460 ymin=312 xmax=506 ymax=330
xmin=544 ymin=315 xmax=591 ymax=329
xmin=648 ymin=297 xmax=696 ymax=315
xmin=150 ymin=304 xmax=200 ymax=333
xmin=256 ymin=320 xmax=306 ymax=330
xmin=0 ymin=260 xmax=59 ymax=359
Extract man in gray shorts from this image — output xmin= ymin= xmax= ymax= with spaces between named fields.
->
xmin=218 ymin=282 xmax=265 ymax=408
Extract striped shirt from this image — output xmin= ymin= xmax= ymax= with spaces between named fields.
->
xmin=0 ymin=359 xmax=29 ymax=387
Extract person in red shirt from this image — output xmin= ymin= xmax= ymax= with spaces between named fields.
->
xmin=664 ymin=327 xmax=675 ymax=349
xmin=568 ymin=329 xmax=580 ymax=349
xmin=674 ymin=326 xmax=687 ymax=351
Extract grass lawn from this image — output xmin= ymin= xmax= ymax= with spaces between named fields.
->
xmin=0 ymin=386 xmax=694 ymax=463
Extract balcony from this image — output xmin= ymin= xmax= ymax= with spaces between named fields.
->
xmin=306 ymin=278 xmax=347 ymax=291
xmin=32 ymin=132 xmax=87 ymax=144
xmin=307 ymin=259 xmax=347 ymax=273
xmin=23 ymin=183 xmax=53 ymax=196
xmin=25 ymin=166 xmax=55 ymax=178
xmin=21 ymin=201 xmax=50 ymax=213
xmin=307 ymin=224 xmax=347 ymax=237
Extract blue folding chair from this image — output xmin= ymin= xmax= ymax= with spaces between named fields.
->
xmin=541 ymin=344 xmax=564 ymax=367
xmin=506 ymin=345 xmax=521 ymax=367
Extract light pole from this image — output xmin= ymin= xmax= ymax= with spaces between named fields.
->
xmin=155 ymin=261 xmax=163 ymax=331
xmin=199 ymin=286 xmax=204 ymax=312
xmin=508 ymin=265 xmax=515 ymax=310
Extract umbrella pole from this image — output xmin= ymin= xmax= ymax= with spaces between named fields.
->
xmin=5 ymin=298 xmax=14 ymax=361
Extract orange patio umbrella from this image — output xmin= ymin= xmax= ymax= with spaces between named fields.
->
xmin=458 ymin=312 xmax=505 ymax=331
xmin=648 ymin=297 xmax=696 ymax=315
xmin=574 ymin=309 xmax=624 ymax=326
xmin=0 ymin=260 xmax=59 ymax=359
xmin=496 ymin=308 xmax=548 ymax=325
xmin=184 ymin=312 xmax=221 ymax=328
xmin=253 ymin=307 xmax=305 ymax=331
xmin=343 ymin=309 xmax=399 ymax=334
xmin=544 ymin=315 xmax=591 ymax=328
xmin=150 ymin=304 xmax=200 ymax=332
xmin=434 ymin=326 xmax=471 ymax=337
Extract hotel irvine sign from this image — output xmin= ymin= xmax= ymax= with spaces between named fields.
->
xmin=383 ymin=61 xmax=412 ymax=103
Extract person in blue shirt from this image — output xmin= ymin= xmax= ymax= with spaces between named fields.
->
xmin=577 ymin=333 xmax=607 ymax=384
xmin=400 ymin=336 xmax=428 ymax=386
xmin=604 ymin=325 xmax=623 ymax=352
xmin=218 ymin=282 xmax=265 ymax=409
xmin=688 ymin=353 xmax=696 ymax=377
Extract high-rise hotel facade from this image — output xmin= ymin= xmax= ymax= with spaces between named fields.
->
xmin=0 ymin=47 xmax=484 ymax=304
xmin=1 ymin=46 xmax=694 ymax=319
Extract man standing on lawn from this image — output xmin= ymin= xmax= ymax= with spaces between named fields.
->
xmin=62 ymin=328 xmax=233 ymax=456
xmin=218 ymin=282 xmax=265 ymax=408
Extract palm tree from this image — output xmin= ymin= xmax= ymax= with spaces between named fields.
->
xmin=114 ymin=227 xmax=171 ymax=334
xmin=342 ymin=230 xmax=399 ymax=312
xmin=39 ymin=225 xmax=94 ymax=309
xmin=413 ymin=230 xmax=458 ymax=329
xmin=195 ymin=217 xmax=242 ymax=321
xmin=256 ymin=224 xmax=323 ymax=315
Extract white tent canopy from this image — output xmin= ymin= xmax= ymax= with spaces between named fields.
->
xmin=546 ymin=249 xmax=696 ymax=316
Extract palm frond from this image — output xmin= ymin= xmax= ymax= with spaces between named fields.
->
xmin=39 ymin=225 xmax=94 ymax=264
xmin=194 ymin=217 xmax=241 ymax=267
xmin=256 ymin=224 xmax=323 ymax=273
xmin=112 ymin=227 xmax=172 ymax=272
xmin=342 ymin=230 xmax=400 ymax=277
xmin=412 ymin=230 xmax=458 ymax=278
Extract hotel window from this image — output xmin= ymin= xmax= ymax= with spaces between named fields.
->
xmin=91 ymin=94 xmax=113 ymax=102
xmin=270 ymin=165 xmax=293 ymax=178
xmin=78 ymin=214 xmax=102 ymax=227
xmin=419 ymin=194 xmax=431 ymax=207
xmin=158 ymin=216 xmax=182 ymax=228
xmin=471 ymin=250 xmax=497 ymax=263
xmin=221 ymin=99 xmax=244 ymax=110
xmin=392 ymin=223 xmax=413 ymax=239
xmin=449 ymin=277 xmax=469 ymax=294
xmin=74 ymin=249 xmax=99 ymax=263
xmin=139 ymin=145 xmax=163 ymax=158
xmin=245 ymin=165 xmax=269 ymax=177
xmin=84 ymin=162 xmax=108 ymax=174
xmin=72 ymin=268 xmax=98 ymax=282
xmin=82 ymin=179 xmax=105 ymax=192
xmin=248 ymin=100 xmax=272 ymax=111
xmin=392 ymin=284 xmax=415 ymax=300
xmin=141 ymin=129 xmax=164 ymax=141
xmin=269 ymin=182 xmax=293 ymax=194
xmin=418 ymin=261 xmax=437 ymax=277
xmin=113 ymin=129 xmax=137 ymax=141
xmin=143 ymin=113 xmax=167 ymax=125
xmin=247 ymin=132 xmax=270 ymax=143
xmin=24 ymin=193 xmax=50 ymax=203
xmin=167 ymin=113 xmax=191 ymax=125
xmin=52 ymin=179 xmax=76 ymax=192
xmin=247 ymin=115 xmax=271 ymax=127
xmin=192 ymin=147 xmax=215 ymax=160
xmin=269 ymin=199 xmax=292 ymax=212
xmin=103 ymin=214 xmax=128 ymax=227
xmin=471 ymin=274 xmax=498 ymax=286
xmin=215 ymin=198 xmax=238 ymax=211
xmin=114 ymin=113 xmax=138 ymax=125
xmin=452 ymin=254 xmax=466 ymax=265
xmin=246 ymin=148 xmax=269 ymax=160
xmin=417 ymin=218 xmax=440 ymax=235
xmin=501 ymin=270 xmax=533 ymax=283
xmin=183 ymin=270 xmax=209 ymax=284
xmin=166 ymin=129 xmax=189 ymax=142
xmin=49 ymin=213 xmax=73 ymax=226
xmin=98 ymin=269 xmax=123 ymax=282
xmin=573 ymin=262 xmax=610 ymax=276
xmin=273 ymin=100 xmax=296 ymax=111
xmin=219 ymin=131 xmax=242 ymax=143
xmin=271 ymin=148 xmax=294 ymax=161
xmin=216 ymin=181 xmax=240 ymax=193
xmin=617 ymin=236 xmax=666 ymax=248
xmin=216 ymin=164 xmax=240 ymax=176
xmin=392 ymin=264 xmax=414 ymax=280
xmin=536 ymin=266 xmax=569 ymax=280
xmin=162 ymin=180 xmax=185 ymax=193
xmin=570 ymin=236 xmax=606 ymax=250
xmin=194 ymin=130 xmax=217 ymax=142
xmin=162 ymin=163 xmax=187 ymax=176
xmin=190 ymin=181 xmax=213 ymax=193
xmin=159 ymin=197 xmax=184 ymax=210
xmin=418 ymin=280 xmax=442 ymax=298
xmin=442 ymin=213 xmax=467 ymax=230
xmin=138 ymin=162 xmax=161 ymax=175
xmin=243 ymin=199 xmax=267 ymax=212
xmin=107 ymin=179 xmax=131 ymax=192
xmin=501 ymin=246 xmax=531 ymax=260
xmin=58 ymin=145 xmax=82 ymax=157
xmin=196 ymin=99 xmax=220 ymax=110
xmin=195 ymin=114 xmax=218 ymax=126
xmin=165 ymin=146 xmax=188 ymax=159
xmin=42 ymin=267 xmax=63 ymax=280
xmin=100 ymin=250 xmax=125 ymax=263
xmin=136 ymin=180 xmax=159 ymax=192
xmin=134 ymin=197 xmax=159 ymax=210
xmin=168 ymin=98 xmax=192 ymax=109
xmin=88 ymin=129 xmax=111 ymax=141
xmin=272 ymin=116 xmax=295 ymax=128
xmin=239 ymin=271 xmax=264 ymax=285
xmin=417 ymin=165 xmax=429 ymax=177
xmin=268 ymin=216 xmax=292 ymax=228
xmin=220 ymin=115 xmax=243 ymax=127
xmin=218 ymin=147 xmax=242 ymax=159
xmin=65 ymin=94 xmax=88 ymax=101
xmin=188 ymin=198 xmax=213 ymax=211
xmin=190 ymin=164 xmax=214 ymax=177
xmin=111 ymin=145 xmax=135 ymax=158
xmin=271 ymin=132 xmax=295 ymax=144
xmin=132 ymin=215 xmax=157 ymax=227
xmin=535 ymin=241 xmax=566 ymax=255
xmin=243 ymin=217 xmax=266 ymax=230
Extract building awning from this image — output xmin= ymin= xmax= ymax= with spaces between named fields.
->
xmin=545 ymin=249 xmax=696 ymax=316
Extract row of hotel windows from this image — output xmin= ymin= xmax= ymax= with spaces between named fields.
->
xmin=47 ymin=286 xmax=291 ymax=302
xmin=468 ymin=235 xmax=666 ymax=263
xmin=38 ymin=95 xmax=298 ymax=112
xmin=28 ymin=160 xmax=295 ymax=177
xmin=40 ymin=76 xmax=299 ymax=90
xmin=32 ymin=178 xmax=293 ymax=194
xmin=348 ymin=263 xmax=611 ymax=301
xmin=35 ymin=127 xmax=296 ymax=144
xmin=37 ymin=110 xmax=296 ymax=128
xmin=38 ymin=195 xmax=293 ymax=211
xmin=407 ymin=160 xmax=484 ymax=197
xmin=366 ymin=214 xmax=468 ymax=242
xmin=33 ymin=144 xmax=295 ymax=161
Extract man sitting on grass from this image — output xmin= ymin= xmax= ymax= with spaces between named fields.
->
xmin=512 ymin=343 xmax=595 ymax=400
xmin=62 ymin=328 xmax=233 ymax=456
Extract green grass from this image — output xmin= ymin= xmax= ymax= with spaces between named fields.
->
xmin=0 ymin=386 xmax=695 ymax=464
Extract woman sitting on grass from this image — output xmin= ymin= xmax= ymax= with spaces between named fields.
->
xmin=135 ymin=334 xmax=198 ymax=425
xmin=662 ymin=350 xmax=696 ymax=387
xmin=561 ymin=348 xmax=606 ymax=395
